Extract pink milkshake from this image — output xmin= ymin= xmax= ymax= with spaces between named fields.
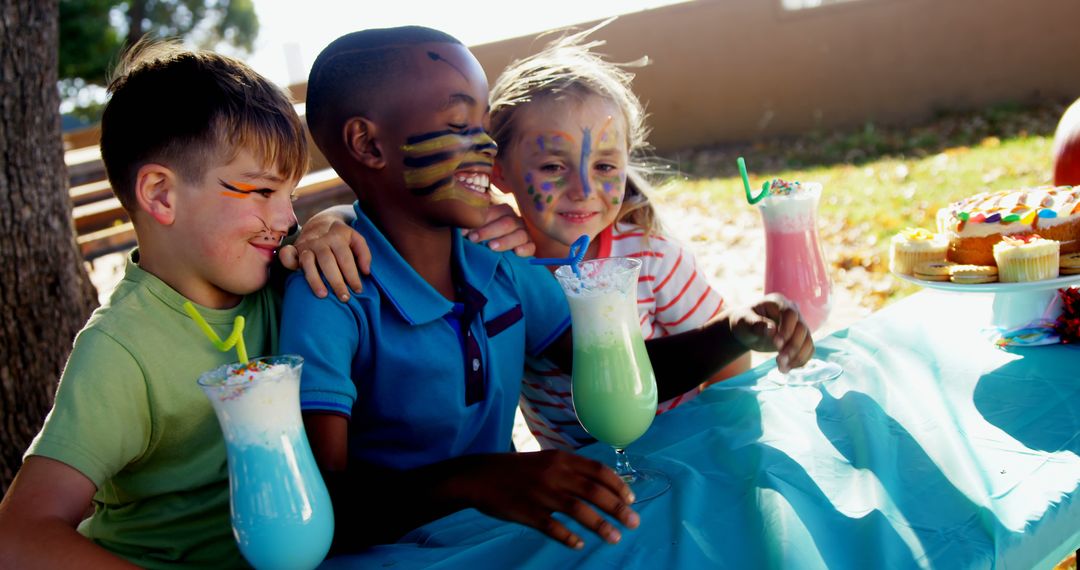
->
xmin=755 ymin=179 xmax=843 ymax=385
xmin=758 ymin=180 xmax=832 ymax=331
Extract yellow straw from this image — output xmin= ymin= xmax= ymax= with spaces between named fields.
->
xmin=182 ymin=301 xmax=249 ymax=364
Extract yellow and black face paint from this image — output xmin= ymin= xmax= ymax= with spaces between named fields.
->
xmin=402 ymin=127 xmax=496 ymax=200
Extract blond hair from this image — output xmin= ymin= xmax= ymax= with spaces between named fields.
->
xmin=489 ymin=19 xmax=662 ymax=236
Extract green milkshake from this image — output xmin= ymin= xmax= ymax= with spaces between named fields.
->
xmin=556 ymin=257 xmax=658 ymax=450
xmin=555 ymin=256 xmax=670 ymax=502
xmin=570 ymin=336 xmax=657 ymax=449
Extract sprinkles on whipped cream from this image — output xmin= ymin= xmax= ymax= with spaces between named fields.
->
xmin=214 ymin=360 xmax=277 ymax=402
xmin=766 ymin=179 xmax=805 ymax=196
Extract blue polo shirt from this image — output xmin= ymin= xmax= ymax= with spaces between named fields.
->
xmin=279 ymin=203 xmax=570 ymax=470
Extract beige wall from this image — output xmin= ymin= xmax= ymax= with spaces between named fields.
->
xmin=470 ymin=0 xmax=1080 ymax=153
xmin=64 ymin=0 xmax=1080 ymax=157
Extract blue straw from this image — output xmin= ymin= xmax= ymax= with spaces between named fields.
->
xmin=530 ymin=234 xmax=590 ymax=278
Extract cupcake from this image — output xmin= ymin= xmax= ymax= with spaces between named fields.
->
xmin=890 ymin=228 xmax=948 ymax=275
xmin=992 ymin=235 xmax=1060 ymax=282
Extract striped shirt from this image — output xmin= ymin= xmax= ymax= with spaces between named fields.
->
xmin=520 ymin=222 xmax=726 ymax=450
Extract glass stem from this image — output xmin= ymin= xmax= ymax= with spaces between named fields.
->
xmin=614 ymin=448 xmax=635 ymax=481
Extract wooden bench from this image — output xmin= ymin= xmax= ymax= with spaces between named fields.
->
xmin=75 ymin=167 xmax=353 ymax=261
xmin=65 ymin=102 xmax=356 ymax=261
xmin=62 ymin=103 xmax=329 ymax=185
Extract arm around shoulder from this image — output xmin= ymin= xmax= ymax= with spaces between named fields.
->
xmin=277 ymin=204 xmax=369 ymax=301
xmin=0 ymin=456 xmax=138 ymax=568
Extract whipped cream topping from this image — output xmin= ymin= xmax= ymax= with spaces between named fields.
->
xmin=938 ymin=186 xmax=1080 ymax=238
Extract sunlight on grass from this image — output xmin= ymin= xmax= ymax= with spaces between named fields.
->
xmin=666 ymin=133 xmax=1056 ymax=308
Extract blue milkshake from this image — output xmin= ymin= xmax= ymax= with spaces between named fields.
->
xmin=199 ymin=356 xmax=334 ymax=570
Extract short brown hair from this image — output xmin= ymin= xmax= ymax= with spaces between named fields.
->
xmin=100 ymin=40 xmax=308 ymax=210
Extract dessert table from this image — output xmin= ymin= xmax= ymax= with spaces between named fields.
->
xmin=322 ymin=289 xmax=1080 ymax=569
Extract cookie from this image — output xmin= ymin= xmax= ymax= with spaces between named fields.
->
xmin=1060 ymin=252 xmax=1080 ymax=275
xmin=950 ymin=264 xmax=999 ymax=284
xmin=913 ymin=260 xmax=955 ymax=282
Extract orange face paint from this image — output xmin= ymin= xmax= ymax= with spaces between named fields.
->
xmin=219 ymin=180 xmax=261 ymax=198
xmin=226 ymin=181 xmax=261 ymax=191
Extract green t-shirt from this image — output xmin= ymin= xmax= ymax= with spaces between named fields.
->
xmin=26 ymin=254 xmax=279 ymax=568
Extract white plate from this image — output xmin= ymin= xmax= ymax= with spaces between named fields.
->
xmin=894 ymin=272 xmax=1080 ymax=293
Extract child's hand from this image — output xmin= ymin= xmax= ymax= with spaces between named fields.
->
xmin=279 ymin=215 xmax=371 ymax=302
xmin=450 ymin=451 xmax=639 ymax=549
xmin=462 ymin=203 xmax=536 ymax=257
xmin=730 ymin=294 xmax=815 ymax=373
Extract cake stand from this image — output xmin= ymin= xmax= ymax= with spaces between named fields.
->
xmin=894 ymin=273 xmax=1080 ymax=346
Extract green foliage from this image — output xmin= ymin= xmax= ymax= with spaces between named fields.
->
xmin=677 ymin=99 xmax=1067 ymax=178
xmin=59 ymin=0 xmax=259 ymax=122
xmin=60 ymin=0 xmax=121 ymax=87
xmin=130 ymin=0 xmax=258 ymax=52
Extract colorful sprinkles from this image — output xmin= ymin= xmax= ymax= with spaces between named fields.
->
xmin=213 ymin=360 xmax=277 ymax=402
xmin=950 ymin=186 xmax=1078 ymax=228
xmin=766 ymin=178 xmax=805 ymax=196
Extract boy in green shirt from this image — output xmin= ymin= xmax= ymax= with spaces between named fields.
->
xmin=0 ymin=41 xmax=315 ymax=568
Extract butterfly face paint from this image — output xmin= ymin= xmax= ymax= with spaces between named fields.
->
xmin=592 ymin=116 xmax=627 ymax=206
xmin=497 ymin=96 xmax=630 ymax=250
xmin=523 ymin=131 xmax=575 ymax=217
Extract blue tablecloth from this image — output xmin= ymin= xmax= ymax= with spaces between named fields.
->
xmin=324 ymin=290 xmax=1080 ymax=569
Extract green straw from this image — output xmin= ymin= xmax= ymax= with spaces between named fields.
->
xmin=183 ymin=301 xmax=248 ymax=364
xmin=737 ymin=156 xmax=769 ymax=204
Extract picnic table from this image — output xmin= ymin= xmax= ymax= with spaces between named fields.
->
xmin=322 ymin=288 xmax=1080 ymax=569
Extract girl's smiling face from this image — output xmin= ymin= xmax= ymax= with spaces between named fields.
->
xmin=495 ymin=95 xmax=629 ymax=253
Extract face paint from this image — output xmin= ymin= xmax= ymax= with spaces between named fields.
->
xmin=522 ymin=133 xmax=576 ymax=221
xmin=578 ymin=127 xmax=593 ymax=198
xmin=402 ymin=127 xmax=496 ymax=206
xmin=592 ymin=117 xmax=624 ymax=204
xmin=524 ymin=172 xmax=567 ymax=215
xmin=219 ymin=180 xmax=262 ymax=199
xmin=427 ymin=50 xmax=468 ymax=82
xmin=498 ymin=97 xmax=631 ymax=253
xmin=595 ymin=116 xmax=615 ymax=143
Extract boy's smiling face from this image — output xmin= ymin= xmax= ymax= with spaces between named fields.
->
xmin=167 ymin=149 xmax=297 ymax=307
xmin=495 ymin=95 xmax=629 ymax=251
xmin=376 ymin=43 xmax=496 ymax=229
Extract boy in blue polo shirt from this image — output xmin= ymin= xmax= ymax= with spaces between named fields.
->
xmin=279 ymin=26 xmax=815 ymax=553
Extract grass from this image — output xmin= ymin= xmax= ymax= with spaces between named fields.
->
xmin=658 ymin=98 xmax=1069 ymax=310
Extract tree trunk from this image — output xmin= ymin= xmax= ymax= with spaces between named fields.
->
xmin=125 ymin=0 xmax=146 ymax=48
xmin=0 ymin=0 xmax=98 ymax=494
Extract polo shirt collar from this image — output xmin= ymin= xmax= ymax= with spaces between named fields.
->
xmin=351 ymin=202 xmax=499 ymax=325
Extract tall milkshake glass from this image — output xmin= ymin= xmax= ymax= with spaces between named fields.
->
xmin=198 ymin=356 xmax=334 ymax=570
xmin=555 ymin=257 xmax=670 ymax=502
xmin=757 ymin=181 xmax=843 ymax=385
